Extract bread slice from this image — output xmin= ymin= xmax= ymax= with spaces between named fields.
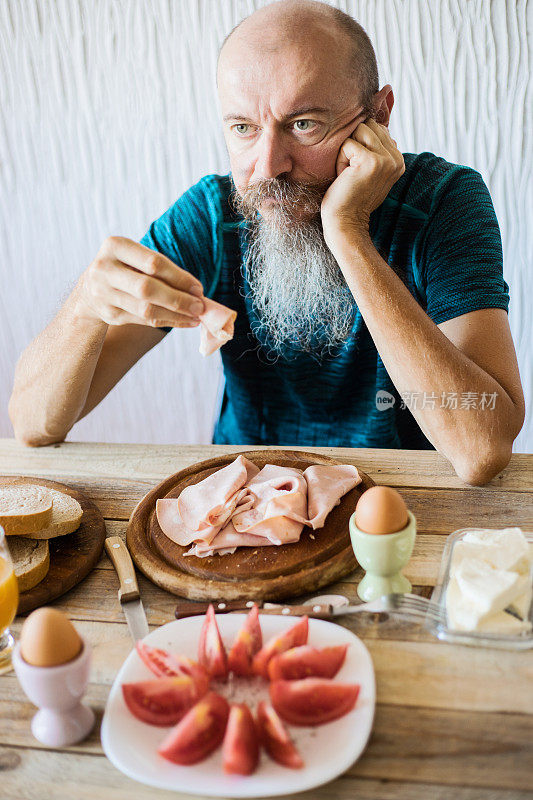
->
xmin=8 ymin=538 xmax=50 ymax=592
xmin=21 ymin=488 xmax=83 ymax=540
xmin=0 ymin=485 xmax=53 ymax=535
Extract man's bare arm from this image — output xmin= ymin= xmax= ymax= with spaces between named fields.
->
xmin=8 ymin=237 xmax=206 ymax=446
xmin=329 ymin=231 xmax=525 ymax=485
xmin=10 ymin=289 xmax=108 ymax=446
xmin=319 ymin=120 xmax=524 ymax=485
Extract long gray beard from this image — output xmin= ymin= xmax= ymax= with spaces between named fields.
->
xmin=239 ymin=213 xmax=356 ymax=363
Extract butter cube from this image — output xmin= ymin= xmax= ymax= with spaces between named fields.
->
xmin=476 ymin=611 xmax=532 ymax=635
xmin=456 ymin=528 xmax=530 ymax=572
xmin=454 ymin=558 xmax=527 ymax=618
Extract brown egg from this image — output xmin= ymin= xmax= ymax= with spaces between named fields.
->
xmin=20 ymin=607 xmax=82 ymax=667
xmin=354 ymin=486 xmax=409 ymax=534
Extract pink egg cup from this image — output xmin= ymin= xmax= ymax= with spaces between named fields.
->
xmin=12 ymin=636 xmax=95 ymax=746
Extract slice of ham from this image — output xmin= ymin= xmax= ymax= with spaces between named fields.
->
xmin=185 ymin=521 xmax=276 ymax=558
xmin=156 ymin=485 xmax=256 ymax=547
xmin=232 ymin=464 xmax=361 ymax=533
xmin=231 ymin=469 xmax=308 ymax=544
xmin=155 ymin=455 xmax=259 ymax=546
xmin=177 ymin=455 xmax=258 ymax=531
xmin=302 ymin=464 xmax=362 ymax=529
xmin=198 ymin=296 xmax=237 ymax=356
xmin=156 ymin=455 xmax=362 ymax=557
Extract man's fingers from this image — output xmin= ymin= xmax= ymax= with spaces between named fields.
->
xmin=103 ymin=307 xmax=200 ymax=328
xmin=366 ymin=120 xmax=403 ymax=164
xmin=96 ymin=259 xmax=205 ymax=318
xmin=352 ymin=121 xmax=387 ymax=152
xmin=99 ymin=236 xmax=204 ymax=295
xmin=336 ymin=136 xmax=369 ymax=172
xmin=351 ymin=119 xmax=404 ymax=173
xmin=103 ymin=286 xmax=201 ymax=328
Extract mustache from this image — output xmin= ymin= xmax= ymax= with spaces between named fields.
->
xmin=230 ymin=175 xmax=332 ymax=221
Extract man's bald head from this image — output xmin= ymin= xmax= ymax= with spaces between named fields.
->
xmin=218 ymin=0 xmax=379 ymax=111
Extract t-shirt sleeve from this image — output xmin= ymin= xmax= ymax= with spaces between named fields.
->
xmin=139 ymin=175 xmax=222 ymax=333
xmin=418 ymin=166 xmax=510 ymax=325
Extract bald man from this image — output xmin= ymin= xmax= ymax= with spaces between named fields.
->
xmin=9 ymin=0 xmax=524 ymax=485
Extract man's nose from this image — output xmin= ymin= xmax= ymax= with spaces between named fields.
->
xmin=254 ymin=130 xmax=292 ymax=179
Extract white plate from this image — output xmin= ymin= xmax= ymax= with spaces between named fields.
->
xmin=101 ymin=614 xmax=376 ymax=798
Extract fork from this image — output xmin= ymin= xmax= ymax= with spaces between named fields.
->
xmin=269 ymin=592 xmax=447 ymax=626
xmin=335 ymin=593 xmax=447 ymax=627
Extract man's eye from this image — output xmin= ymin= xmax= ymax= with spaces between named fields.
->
xmin=293 ymin=120 xmax=315 ymax=132
xmin=233 ymin=124 xmax=252 ymax=136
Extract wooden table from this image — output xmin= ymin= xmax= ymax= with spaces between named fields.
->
xmin=1 ymin=438 xmax=532 ymax=800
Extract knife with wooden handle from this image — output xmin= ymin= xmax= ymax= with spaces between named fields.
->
xmin=105 ymin=536 xmax=149 ymax=642
xmin=174 ymin=599 xmax=333 ymax=620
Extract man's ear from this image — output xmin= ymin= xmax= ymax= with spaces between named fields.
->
xmin=373 ymin=85 xmax=395 ymax=127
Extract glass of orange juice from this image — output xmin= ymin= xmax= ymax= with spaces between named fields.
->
xmin=0 ymin=526 xmax=19 ymax=674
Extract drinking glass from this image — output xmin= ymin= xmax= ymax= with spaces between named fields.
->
xmin=0 ymin=527 xmax=19 ymax=674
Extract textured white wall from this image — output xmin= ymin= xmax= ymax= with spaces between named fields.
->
xmin=1 ymin=0 xmax=531 ymax=451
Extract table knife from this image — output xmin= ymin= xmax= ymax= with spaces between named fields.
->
xmin=105 ymin=536 xmax=149 ymax=642
xmin=174 ymin=599 xmax=336 ymax=620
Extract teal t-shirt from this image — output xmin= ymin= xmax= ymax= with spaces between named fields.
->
xmin=140 ymin=152 xmax=509 ymax=450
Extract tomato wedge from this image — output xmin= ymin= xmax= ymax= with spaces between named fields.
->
xmin=136 ymin=642 xmax=209 ymax=694
xmin=252 ymin=616 xmax=308 ymax=678
xmin=256 ymin=700 xmax=304 ymax=769
xmin=198 ymin=604 xmax=228 ymax=680
xmin=158 ymin=691 xmax=230 ymax=765
xmin=227 ymin=605 xmax=262 ymax=677
xmin=270 ymin=678 xmax=360 ymax=726
xmin=122 ymin=676 xmax=204 ymax=726
xmin=268 ymin=644 xmax=348 ymax=681
xmin=222 ymin=703 xmax=260 ymax=775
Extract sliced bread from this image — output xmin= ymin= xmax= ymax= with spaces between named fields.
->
xmin=21 ymin=488 xmax=83 ymax=540
xmin=0 ymin=485 xmax=53 ymax=535
xmin=8 ymin=537 xmax=50 ymax=592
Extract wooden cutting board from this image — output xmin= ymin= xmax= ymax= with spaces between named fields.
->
xmin=0 ymin=476 xmax=107 ymax=615
xmin=127 ymin=449 xmax=375 ymax=602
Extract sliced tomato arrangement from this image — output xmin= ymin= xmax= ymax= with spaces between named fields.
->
xmin=270 ymin=677 xmax=360 ymax=726
xmin=256 ymin=700 xmax=304 ymax=769
xmin=136 ymin=642 xmax=209 ymax=694
xmin=122 ymin=675 xmax=206 ymax=726
xmin=222 ymin=702 xmax=260 ymax=775
xmin=252 ymin=616 xmax=309 ymax=678
xmin=124 ymin=608 xmax=361 ymax=776
xmin=227 ymin=604 xmax=262 ymax=676
xmin=268 ymin=644 xmax=348 ymax=681
xmin=198 ymin=604 xmax=229 ymax=680
xmin=158 ymin=691 xmax=230 ymax=765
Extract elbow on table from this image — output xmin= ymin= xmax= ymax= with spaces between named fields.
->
xmin=8 ymin=398 xmax=68 ymax=448
xmin=452 ymin=402 xmax=524 ymax=486
xmin=17 ymin=431 xmax=67 ymax=448
xmin=453 ymin=443 xmax=513 ymax=486
xmin=12 ymin=423 xmax=67 ymax=448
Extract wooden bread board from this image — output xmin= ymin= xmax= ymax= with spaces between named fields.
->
xmin=126 ymin=449 xmax=375 ymax=602
xmin=0 ymin=476 xmax=107 ymax=614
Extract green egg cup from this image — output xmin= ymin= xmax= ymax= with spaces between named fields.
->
xmin=349 ymin=510 xmax=417 ymax=601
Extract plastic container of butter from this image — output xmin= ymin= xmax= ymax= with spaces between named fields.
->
xmin=427 ymin=528 xmax=533 ymax=650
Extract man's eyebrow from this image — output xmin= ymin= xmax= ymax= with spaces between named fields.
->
xmin=222 ymin=106 xmax=331 ymax=123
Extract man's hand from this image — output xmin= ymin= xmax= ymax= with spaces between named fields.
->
xmin=321 ymin=118 xmax=405 ymax=249
xmin=74 ymin=236 xmax=206 ymax=329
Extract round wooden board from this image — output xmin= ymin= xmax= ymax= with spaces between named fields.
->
xmin=0 ymin=476 xmax=107 ymax=615
xmin=127 ymin=449 xmax=375 ymax=602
